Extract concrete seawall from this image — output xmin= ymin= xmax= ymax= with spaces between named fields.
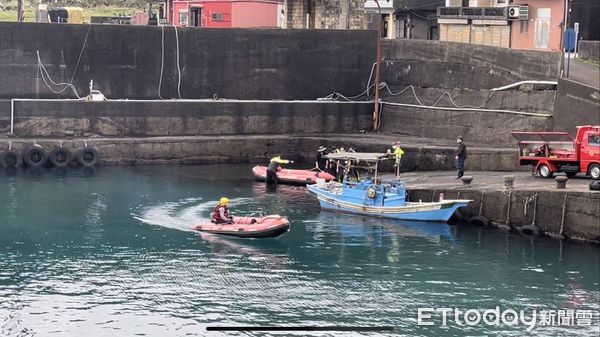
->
xmin=1 ymin=100 xmax=372 ymax=137
xmin=401 ymin=171 xmax=600 ymax=244
xmin=0 ymin=134 xmax=520 ymax=171
xmin=0 ymin=22 xmax=375 ymax=100
xmin=381 ymin=39 xmax=561 ymax=90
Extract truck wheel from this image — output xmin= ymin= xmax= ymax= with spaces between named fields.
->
xmin=590 ymin=164 xmax=600 ymax=180
xmin=538 ymin=164 xmax=553 ymax=178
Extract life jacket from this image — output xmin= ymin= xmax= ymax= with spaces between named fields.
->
xmin=212 ymin=204 xmax=230 ymax=221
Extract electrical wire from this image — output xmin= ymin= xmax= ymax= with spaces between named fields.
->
xmin=158 ymin=24 xmax=165 ymax=100
xmin=69 ymin=23 xmax=92 ymax=84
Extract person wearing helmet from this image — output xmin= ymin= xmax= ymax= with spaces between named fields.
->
xmin=212 ymin=197 xmax=233 ymax=224
xmin=387 ymin=141 xmax=404 ymax=179
xmin=266 ymin=155 xmax=294 ymax=185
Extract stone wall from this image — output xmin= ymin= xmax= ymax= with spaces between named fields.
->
xmin=553 ymin=79 xmax=600 ymax=132
xmin=378 ymin=87 xmax=555 ymax=146
xmin=0 ymin=22 xmax=375 ymax=100
xmin=286 ymin=0 xmax=308 ymax=28
xmin=0 ymin=135 xmax=521 ymax=171
xmin=409 ymin=188 xmax=600 ymax=244
xmin=1 ymin=100 xmax=373 ymax=137
xmin=285 ymin=0 xmax=366 ymax=29
xmin=579 ymin=41 xmax=600 ymax=61
xmin=382 ymin=39 xmax=562 ymax=89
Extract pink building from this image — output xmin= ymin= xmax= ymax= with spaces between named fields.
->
xmin=158 ymin=0 xmax=283 ymax=28
xmin=510 ymin=0 xmax=566 ymax=51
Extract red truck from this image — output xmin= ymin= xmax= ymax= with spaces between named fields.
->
xmin=511 ymin=125 xmax=600 ymax=179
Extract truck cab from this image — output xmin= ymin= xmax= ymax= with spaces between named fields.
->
xmin=511 ymin=125 xmax=600 ymax=179
xmin=578 ymin=126 xmax=600 ymax=179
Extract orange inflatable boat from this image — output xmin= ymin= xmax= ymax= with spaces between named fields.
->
xmin=252 ymin=165 xmax=335 ymax=185
xmin=192 ymin=215 xmax=290 ymax=238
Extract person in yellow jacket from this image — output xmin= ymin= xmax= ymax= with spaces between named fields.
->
xmin=266 ymin=155 xmax=294 ymax=185
xmin=388 ymin=141 xmax=404 ymax=179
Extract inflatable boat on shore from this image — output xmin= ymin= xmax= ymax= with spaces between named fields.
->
xmin=192 ymin=215 xmax=290 ymax=238
xmin=252 ymin=165 xmax=335 ymax=185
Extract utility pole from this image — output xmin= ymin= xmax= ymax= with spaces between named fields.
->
xmin=373 ymin=0 xmax=382 ymax=132
xmin=17 ymin=0 xmax=24 ymax=22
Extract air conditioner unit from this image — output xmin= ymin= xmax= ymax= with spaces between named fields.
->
xmin=507 ymin=6 xmax=520 ymax=19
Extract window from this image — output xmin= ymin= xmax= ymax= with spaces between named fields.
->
xmin=534 ymin=8 xmax=551 ymax=49
xmin=589 ymin=134 xmax=600 ymax=147
xmin=212 ymin=12 xmax=223 ymax=21
xmin=520 ymin=20 xmax=528 ymax=33
xmin=179 ymin=10 xmax=188 ymax=26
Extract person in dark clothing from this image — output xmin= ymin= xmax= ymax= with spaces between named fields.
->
xmin=316 ymin=146 xmax=328 ymax=171
xmin=266 ymin=155 xmax=293 ymax=185
xmin=455 ymin=136 xmax=467 ymax=178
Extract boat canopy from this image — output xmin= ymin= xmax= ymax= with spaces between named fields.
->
xmin=510 ymin=131 xmax=574 ymax=143
xmin=325 ymin=152 xmax=389 ymax=162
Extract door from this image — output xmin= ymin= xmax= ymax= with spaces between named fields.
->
xmin=534 ymin=8 xmax=551 ymax=49
xmin=191 ymin=7 xmax=201 ymax=27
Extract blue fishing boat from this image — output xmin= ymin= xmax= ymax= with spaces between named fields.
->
xmin=306 ymin=152 xmax=471 ymax=222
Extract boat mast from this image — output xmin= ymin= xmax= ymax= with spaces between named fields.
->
xmin=374 ymin=160 xmax=379 ymax=184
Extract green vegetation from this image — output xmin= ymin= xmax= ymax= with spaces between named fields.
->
xmin=0 ymin=1 xmax=146 ymax=22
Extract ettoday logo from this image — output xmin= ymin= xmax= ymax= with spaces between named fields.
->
xmin=417 ymin=307 xmax=596 ymax=331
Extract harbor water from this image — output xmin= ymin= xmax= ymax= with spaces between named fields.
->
xmin=0 ymin=165 xmax=598 ymax=337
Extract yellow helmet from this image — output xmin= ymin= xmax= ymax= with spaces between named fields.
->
xmin=219 ymin=197 xmax=229 ymax=205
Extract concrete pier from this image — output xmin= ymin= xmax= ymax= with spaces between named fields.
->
xmin=399 ymin=171 xmax=600 ymax=244
xmin=0 ymin=133 xmax=519 ymax=171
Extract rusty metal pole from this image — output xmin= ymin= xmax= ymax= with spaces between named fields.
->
xmin=373 ymin=0 xmax=382 ymax=131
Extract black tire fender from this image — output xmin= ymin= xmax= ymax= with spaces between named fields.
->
xmin=23 ymin=146 xmax=48 ymax=168
xmin=77 ymin=147 xmax=99 ymax=167
xmin=468 ymin=215 xmax=490 ymax=227
xmin=518 ymin=225 xmax=541 ymax=237
xmin=49 ymin=147 xmax=73 ymax=168
xmin=1 ymin=150 xmax=22 ymax=168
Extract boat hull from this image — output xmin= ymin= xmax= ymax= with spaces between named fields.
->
xmin=192 ymin=215 xmax=290 ymax=238
xmin=308 ymin=185 xmax=469 ymax=222
xmin=252 ymin=165 xmax=335 ymax=185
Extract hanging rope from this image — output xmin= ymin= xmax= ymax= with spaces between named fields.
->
xmin=559 ymin=193 xmax=568 ymax=236
xmin=531 ymin=193 xmax=538 ymax=227
xmin=479 ymin=190 xmax=485 ymax=216
xmin=505 ymin=189 xmax=513 ymax=226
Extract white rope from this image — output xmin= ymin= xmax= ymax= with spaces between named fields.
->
xmin=174 ymin=25 xmax=182 ymax=99
xmin=158 ymin=24 xmax=165 ymax=100
xmin=559 ymin=194 xmax=568 ymax=235
xmin=531 ymin=193 xmax=538 ymax=226
xmin=37 ymin=51 xmax=81 ymax=98
xmin=505 ymin=189 xmax=512 ymax=226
